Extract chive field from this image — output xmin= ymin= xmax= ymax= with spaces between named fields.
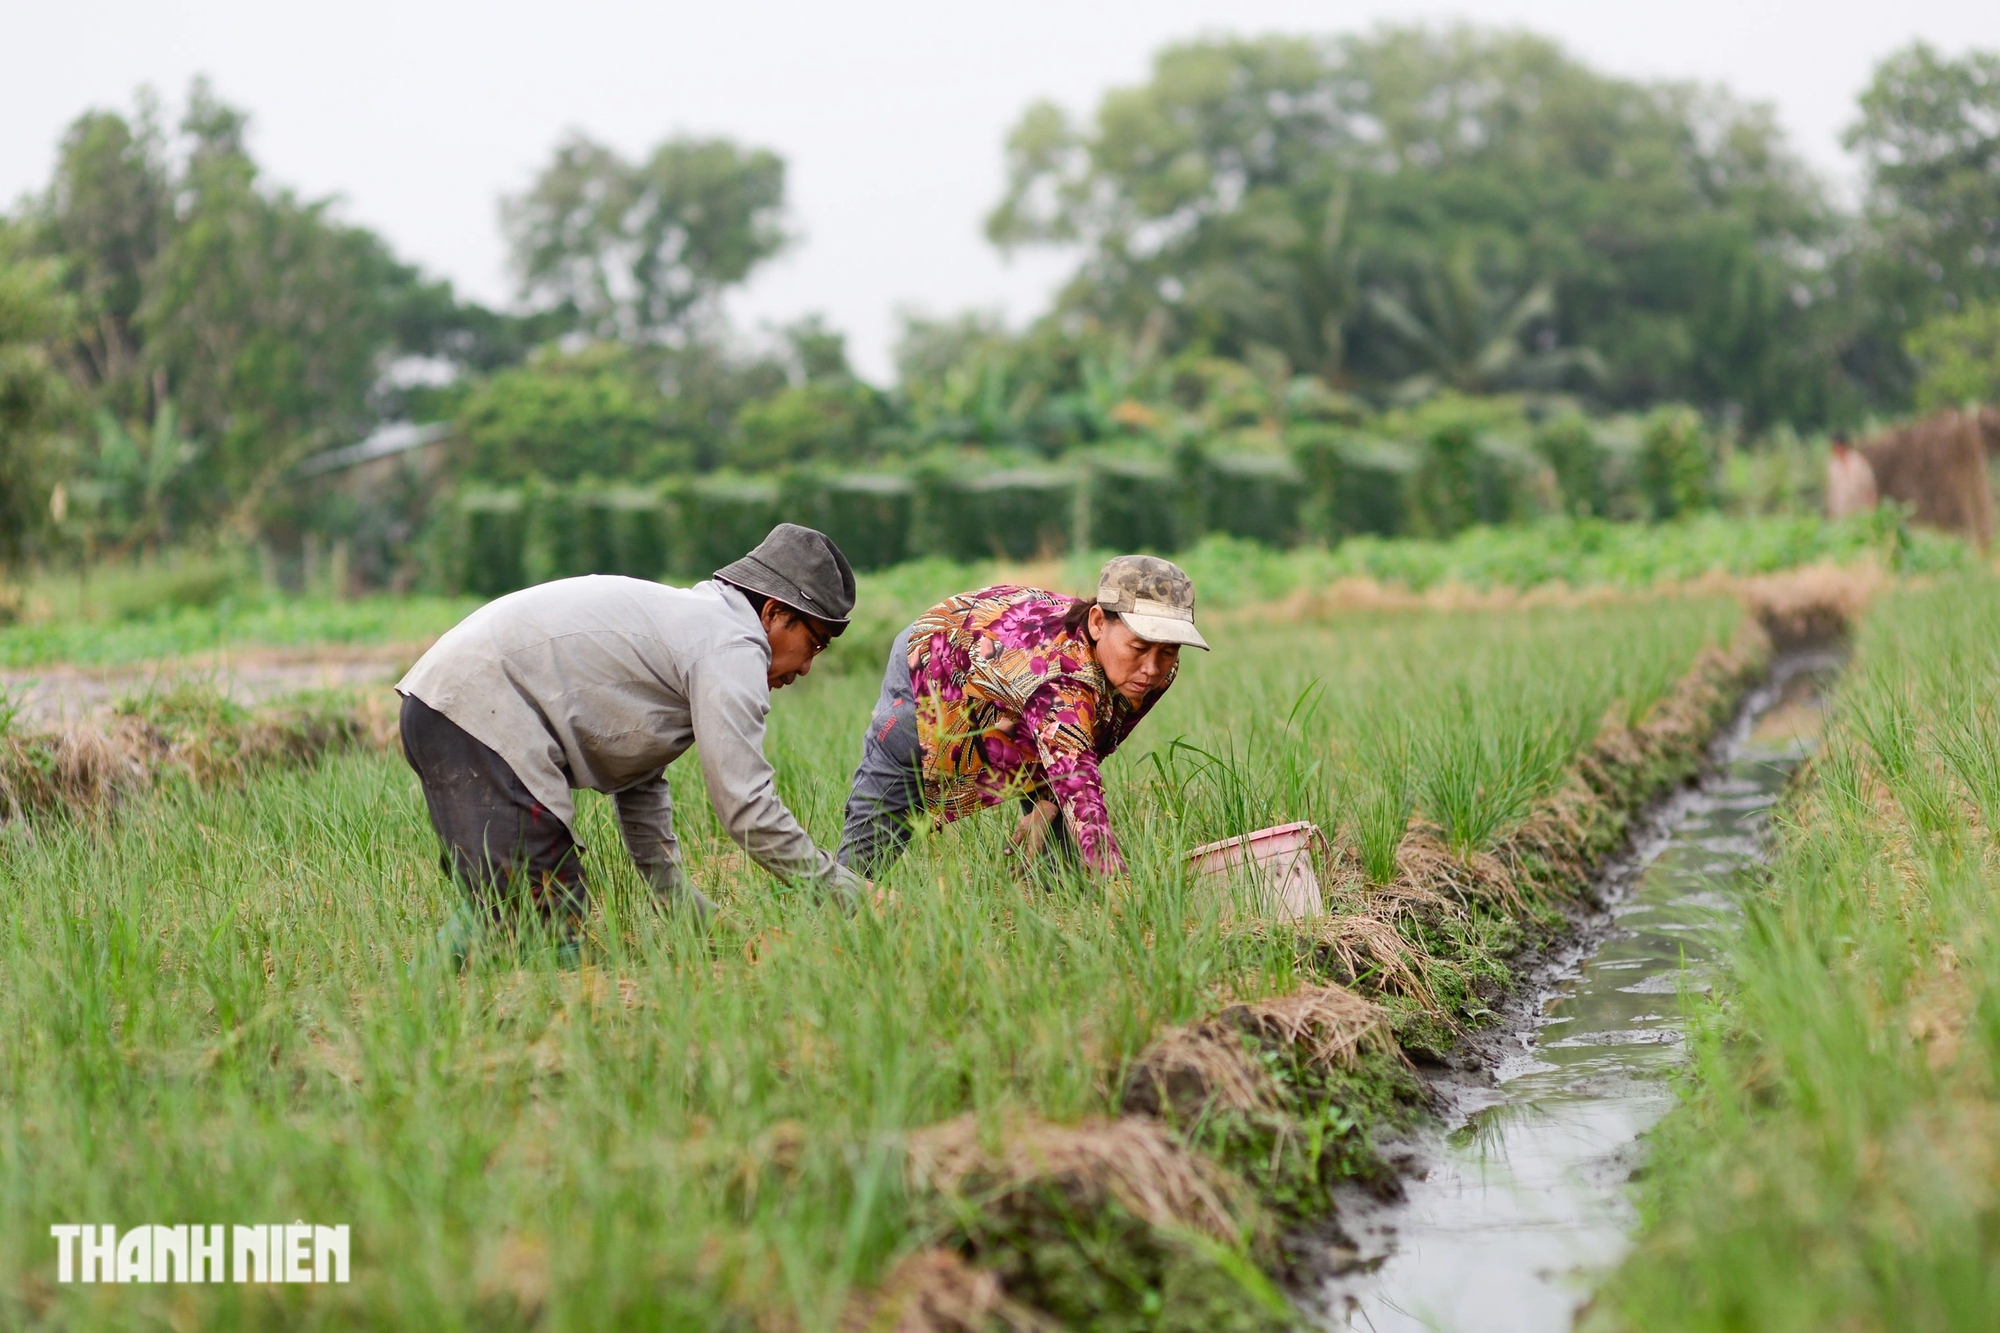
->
xmin=0 ymin=580 xmax=1747 ymax=1330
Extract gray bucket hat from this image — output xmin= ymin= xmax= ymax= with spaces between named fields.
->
xmin=1096 ymin=554 xmax=1208 ymax=650
xmin=715 ymin=523 xmax=856 ymax=634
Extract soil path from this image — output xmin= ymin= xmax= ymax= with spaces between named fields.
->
xmin=0 ymin=644 xmax=424 ymax=729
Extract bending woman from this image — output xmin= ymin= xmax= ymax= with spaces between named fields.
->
xmin=837 ymin=555 xmax=1207 ymax=876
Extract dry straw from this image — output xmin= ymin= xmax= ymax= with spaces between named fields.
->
xmin=1860 ymin=406 xmax=1996 ymax=548
xmin=1225 ymin=984 xmax=1396 ymax=1069
xmin=842 ymin=1249 xmax=1059 ymax=1333
xmin=1119 ymin=1024 xmax=1283 ymax=1120
xmin=0 ymin=689 xmax=378 ymax=824
xmin=1121 ymin=983 xmax=1397 ymax=1121
xmin=904 ymin=1113 xmax=1253 ymax=1245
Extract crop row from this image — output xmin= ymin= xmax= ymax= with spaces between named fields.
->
xmin=431 ymin=410 xmax=1719 ymax=595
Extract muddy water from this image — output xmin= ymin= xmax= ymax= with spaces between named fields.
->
xmin=1312 ymin=653 xmax=1836 ymax=1333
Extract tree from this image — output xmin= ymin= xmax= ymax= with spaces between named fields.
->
xmin=454 ymin=343 xmax=688 ymax=484
xmin=36 ymin=100 xmax=170 ymax=420
xmin=893 ymin=310 xmax=1013 ymax=389
xmin=1907 ymin=299 xmax=2000 ymax=408
xmin=10 ymin=82 xmax=504 ymax=548
xmin=1365 ymin=243 xmax=1603 ymax=397
xmin=137 ymin=83 xmax=426 ymax=529
xmin=1847 ymin=44 xmax=2000 ymax=313
xmin=988 ymin=26 xmax=1842 ymax=425
xmin=0 ymin=239 xmax=75 ymax=562
xmin=61 ymin=403 xmax=196 ymax=557
xmin=780 ymin=314 xmax=852 ymax=382
xmin=989 ymin=36 xmax=1356 ymax=383
xmin=1843 ymin=43 xmax=2000 ymax=404
xmin=503 ymin=133 xmax=789 ymax=344
xmin=730 ymin=381 xmax=887 ymax=470
xmin=722 ymin=315 xmax=890 ymax=470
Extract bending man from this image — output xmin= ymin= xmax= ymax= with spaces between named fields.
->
xmin=397 ymin=523 xmax=863 ymax=956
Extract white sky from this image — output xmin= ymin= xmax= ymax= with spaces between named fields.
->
xmin=6 ymin=0 xmax=1997 ymax=381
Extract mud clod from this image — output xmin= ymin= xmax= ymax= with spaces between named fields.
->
xmin=843 ymin=1249 xmax=1058 ymax=1333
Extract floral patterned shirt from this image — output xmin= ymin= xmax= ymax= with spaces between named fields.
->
xmin=905 ymin=585 xmax=1176 ymax=872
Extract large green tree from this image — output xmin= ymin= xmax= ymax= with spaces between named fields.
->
xmin=454 ymin=343 xmax=688 ymax=483
xmin=1842 ymin=42 xmax=2000 ymax=404
xmin=37 ymin=100 xmax=171 ymax=422
xmin=12 ymin=81 xmax=513 ymax=544
xmin=503 ymin=134 xmax=789 ymax=344
xmin=137 ymin=84 xmax=440 ymax=528
xmin=725 ymin=317 xmax=889 ymax=469
xmin=989 ymin=26 xmax=1845 ymax=426
xmin=1906 ymin=299 xmax=2000 ymax=408
xmin=0 ymin=235 xmax=75 ymax=562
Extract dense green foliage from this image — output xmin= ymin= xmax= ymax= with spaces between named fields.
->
xmin=989 ymin=28 xmax=1842 ymax=425
xmin=455 ymin=344 xmax=690 ymax=483
xmin=1907 ymin=298 xmax=2000 ymax=409
xmin=1601 ymin=578 xmax=2000 ymax=1331
xmin=1845 ymin=43 xmax=2000 ymax=403
xmin=72 ymin=91 xmax=460 ymax=510
xmin=0 ymin=32 xmax=1994 ymax=587
xmin=502 ymin=133 xmax=789 ymax=344
xmin=413 ymin=387 xmax=1963 ymax=598
xmin=0 ymin=246 xmax=72 ymax=559
xmin=0 ymin=83 xmax=529 ymax=561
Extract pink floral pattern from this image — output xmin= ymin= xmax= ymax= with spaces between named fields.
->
xmin=905 ymin=585 xmax=1176 ymax=872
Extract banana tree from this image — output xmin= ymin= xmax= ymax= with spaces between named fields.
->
xmin=65 ymin=400 xmax=197 ymax=553
xmin=1367 ymin=245 xmax=1604 ymax=399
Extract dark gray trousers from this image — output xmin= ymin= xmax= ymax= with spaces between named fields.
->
xmin=837 ymin=629 xmax=925 ymax=874
xmin=399 ymin=693 xmax=588 ymax=926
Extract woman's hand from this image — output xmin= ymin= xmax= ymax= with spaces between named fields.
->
xmin=1005 ymin=798 xmax=1062 ymax=869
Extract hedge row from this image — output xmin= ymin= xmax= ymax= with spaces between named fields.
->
xmin=431 ymin=413 xmax=1717 ymax=596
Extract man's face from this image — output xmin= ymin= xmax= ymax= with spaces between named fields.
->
xmin=762 ymin=603 xmax=831 ymax=689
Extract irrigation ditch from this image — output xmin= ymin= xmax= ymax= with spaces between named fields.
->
xmin=1303 ymin=645 xmax=1840 ymax=1331
xmin=852 ymin=575 xmax=1862 ymax=1333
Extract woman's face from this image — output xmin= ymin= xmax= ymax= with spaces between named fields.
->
xmin=1087 ymin=605 xmax=1180 ymax=704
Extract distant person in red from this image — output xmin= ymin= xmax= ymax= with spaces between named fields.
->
xmin=1826 ymin=433 xmax=1878 ymax=519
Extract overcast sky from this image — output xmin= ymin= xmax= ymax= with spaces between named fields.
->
xmin=7 ymin=0 xmax=1997 ymax=381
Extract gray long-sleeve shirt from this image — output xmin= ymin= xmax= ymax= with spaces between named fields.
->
xmin=396 ymin=575 xmax=857 ymax=898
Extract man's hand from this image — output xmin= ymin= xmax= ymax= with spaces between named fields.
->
xmin=641 ymin=860 xmax=718 ymax=922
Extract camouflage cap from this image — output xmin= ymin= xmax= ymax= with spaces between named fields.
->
xmin=1095 ymin=555 xmax=1208 ymax=650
